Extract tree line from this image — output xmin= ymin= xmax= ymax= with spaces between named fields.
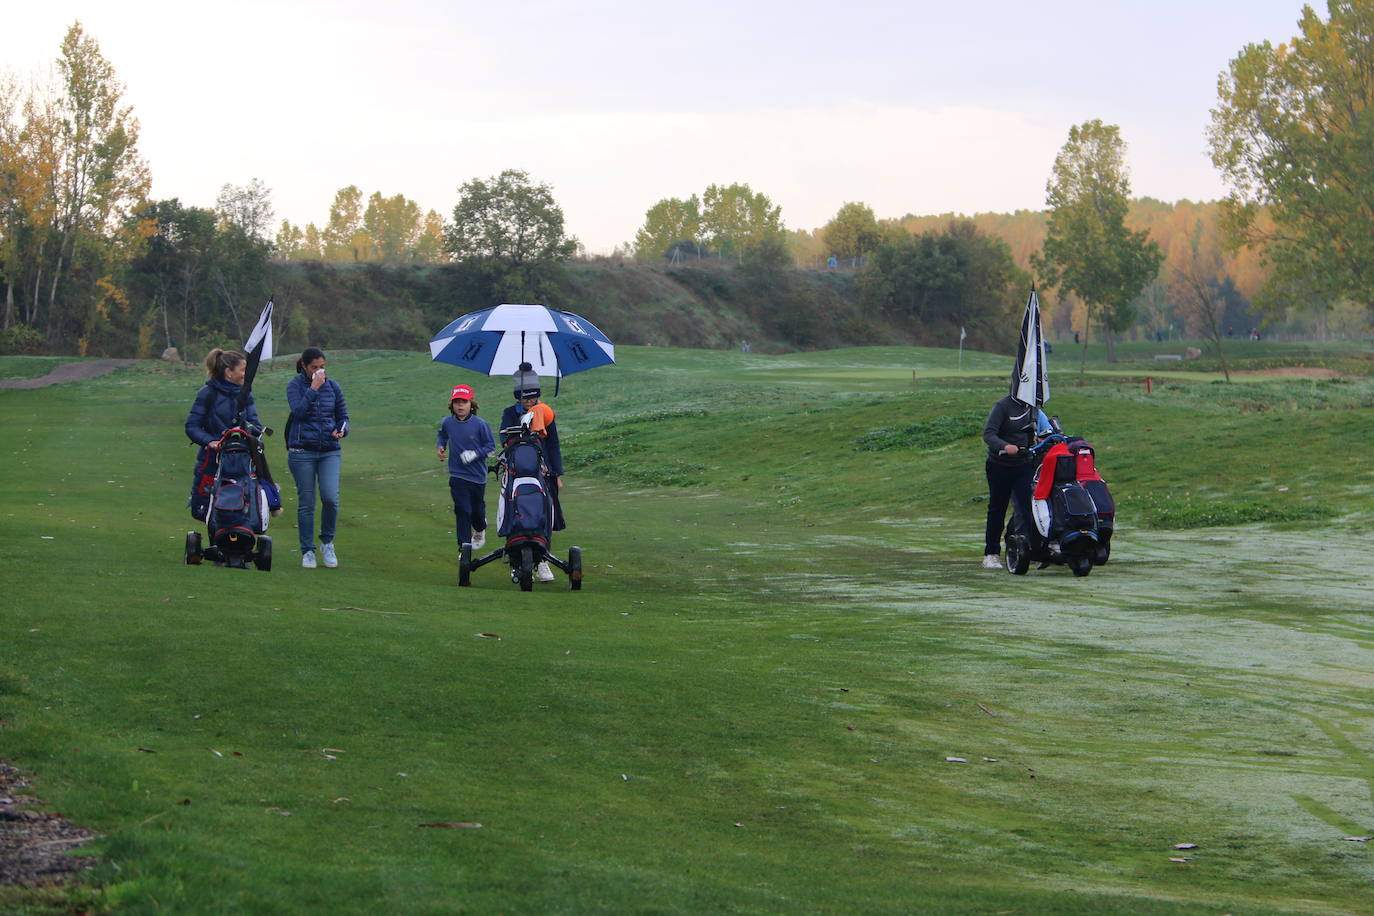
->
xmin=4 ymin=3 xmax=1373 ymax=358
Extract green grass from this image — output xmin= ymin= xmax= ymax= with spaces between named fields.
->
xmin=2 ymin=345 xmax=1374 ymax=914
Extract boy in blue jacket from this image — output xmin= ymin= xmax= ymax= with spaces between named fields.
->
xmin=437 ymin=384 xmax=496 ymax=550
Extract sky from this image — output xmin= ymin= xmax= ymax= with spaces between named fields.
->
xmin=8 ymin=0 xmax=1310 ymax=254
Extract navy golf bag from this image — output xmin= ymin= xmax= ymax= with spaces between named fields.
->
xmin=1005 ymin=426 xmax=1116 ymax=577
xmin=458 ymin=425 xmax=581 ymax=591
xmin=185 ymin=427 xmax=274 ymax=570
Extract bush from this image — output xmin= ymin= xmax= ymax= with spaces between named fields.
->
xmin=0 ymin=325 xmax=44 ymax=355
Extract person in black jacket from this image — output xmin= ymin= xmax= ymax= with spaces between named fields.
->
xmin=285 ymin=347 xmax=349 ymax=569
xmin=981 ymin=395 xmax=1037 ymax=569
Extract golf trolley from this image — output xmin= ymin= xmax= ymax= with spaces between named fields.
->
xmin=185 ymin=425 xmax=276 ymax=571
xmin=1003 ymin=421 xmax=1115 ymax=578
xmin=458 ymin=424 xmax=582 ymax=591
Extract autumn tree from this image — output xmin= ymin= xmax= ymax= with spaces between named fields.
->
xmin=632 ymin=195 xmax=701 ymax=262
xmin=1207 ymin=0 xmax=1374 ymax=312
xmin=700 ymin=182 xmax=787 ymax=266
xmin=1032 ymin=120 xmax=1162 ymax=362
xmin=822 ymin=201 xmax=882 ymax=263
xmin=363 ymin=191 xmax=422 ymax=263
xmin=323 ymin=185 xmax=370 ymax=262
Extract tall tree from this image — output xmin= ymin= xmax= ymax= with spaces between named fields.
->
xmin=216 ymin=178 xmax=274 ymax=243
xmin=822 ymin=201 xmax=882 ymax=263
xmin=323 ymin=185 xmax=369 ymax=262
xmin=700 ymin=183 xmax=785 ymax=263
xmin=632 ymin=195 xmax=701 ymax=262
xmin=363 ymin=191 xmax=422 ymax=263
xmin=1032 ymin=120 xmax=1162 ymax=362
xmin=1207 ymin=0 xmax=1374 ymax=311
xmin=445 ymin=169 xmax=577 ymax=267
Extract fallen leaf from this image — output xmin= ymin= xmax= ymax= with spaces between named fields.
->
xmin=333 ymin=797 xmax=351 ymax=804
xmin=621 ymin=774 xmax=630 ymax=781
xmin=733 ymin=822 xmax=745 ymax=828
xmin=945 ymin=757 xmax=968 ymax=763
xmin=40 ymin=536 xmax=54 ymax=540
xmin=323 ymin=748 xmax=346 ymax=754
xmin=161 ymin=597 xmax=172 ymax=603
xmin=177 ymin=798 xmax=191 ymax=805
xmin=1174 ymin=843 xmax=1198 ymax=850
xmin=265 ymin=807 xmax=292 ymax=817
xmin=419 ymin=822 xmax=482 ymax=829
xmin=203 ymin=747 xmax=223 ymax=758
xmin=1168 ymin=857 xmax=1190 ymax=863
xmin=982 ymin=757 xmax=1000 ymax=763
xmin=136 ymin=747 xmax=157 ymax=754
xmin=1343 ymin=836 xmax=1372 ymax=842
xmin=475 ymin=633 xmax=502 ymax=640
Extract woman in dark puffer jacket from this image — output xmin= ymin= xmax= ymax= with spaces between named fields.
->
xmin=185 ymin=348 xmax=265 ymax=519
xmin=285 ymin=347 xmax=349 ymax=569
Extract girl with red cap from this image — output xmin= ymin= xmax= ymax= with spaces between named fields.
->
xmin=437 ymin=384 xmax=496 ymax=550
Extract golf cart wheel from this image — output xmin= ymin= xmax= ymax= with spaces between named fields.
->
xmin=517 ymin=545 xmax=534 ymax=592
xmin=254 ymin=535 xmax=272 ymax=571
xmin=568 ymin=546 xmax=582 ymax=591
xmin=1070 ymin=556 xmax=1093 ymax=577
xmin=185 ymin=531 xmax=203 ymax=565
xmin=459 ymin=543 xmax=472 ymax=587
xmin=1094 ymin=543 xmax=1111 ymax=566
xmin=1005 ymin=536 xmax=1030 ymax=576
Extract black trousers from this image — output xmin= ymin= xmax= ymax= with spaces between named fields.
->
xmin=984 ymin=460 xmax=1034 ymax=555
xmin=449 ymin=476 xmax=488 ymax=546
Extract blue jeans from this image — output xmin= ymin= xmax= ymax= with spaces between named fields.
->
xmin=288 ymin=449 xmax=341 ymax=554
xmin=449 ymin=477 xmax=488 ymax=546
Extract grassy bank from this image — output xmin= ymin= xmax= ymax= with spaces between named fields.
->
xmin=2 ymin=345 xmax=1373 ymax=914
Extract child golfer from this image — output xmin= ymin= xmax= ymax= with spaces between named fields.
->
xmin=436 ymin=384 xmax=496 ymax=550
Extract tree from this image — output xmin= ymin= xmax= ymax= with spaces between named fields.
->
xmin=1032 ymin=120 xmax=1162 ymax=362
xmin=216 ymin=178 xmax=274 ymax=244
xmin=632 ymin=195 xmax=701 ymax=262
xmin=1207 ymin=0 xmax=1374 ymax=311
xmin=363 ymin=191 xmax=422 ymax=263
xmin=323 ymin=185 xmax=369 ymax=262
xmin=822 ymin=201 xmax=882 ymax=263
xmin=445 ymin=169 xmax=577 ymax=267
xmin=700 ymin=183 xmax=786 ymax=262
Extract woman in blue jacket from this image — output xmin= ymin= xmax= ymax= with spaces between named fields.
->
xmin=185 ymin=348 xmax=264 ymax=519
xmin=286 ymin=347 xmax=349 ymax=569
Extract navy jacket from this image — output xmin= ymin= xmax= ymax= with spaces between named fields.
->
xmin=185 ymin=377 xmax=261 ymax=456
xmin=286 ymin=373 xmax=349 ymax=451
xmin=438 ymin=414 xmax=496 ymax=484
xmin=500 ymin=402 xmax=563 ymax=476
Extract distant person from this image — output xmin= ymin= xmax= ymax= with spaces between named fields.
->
xmin=1073 ymin=330 xmax=1080 ymax=345
xmin=741 ymin=340 xmax=751 ymax=353
xmin=501 ymin=362 xmax=565 ymax=582
xmin=979 ymin=394 xmax=1041 ymax=569
xmin=286 ymin=347 xmax=349 ymax=569
xmin=437 ymin=384 xmax=495 ymax=551
xmin=185 ymin=348 xmax=276 ymax=519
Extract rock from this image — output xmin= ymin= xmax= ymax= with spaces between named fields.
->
xmin=1184 ymin=347 xmax=1202 ymax=360
xmin=161 ymin=346 xmax=180 ymax=362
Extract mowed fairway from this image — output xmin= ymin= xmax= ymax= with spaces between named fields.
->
xmin=3 ymin=344 xmax=1374 ymax=914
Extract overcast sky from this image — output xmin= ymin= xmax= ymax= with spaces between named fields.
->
xmin=9 ymin=1 xmax=1307 ymax=253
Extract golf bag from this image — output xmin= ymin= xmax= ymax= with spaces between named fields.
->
xmin=1006 ymin=427 xmax=1116 ymax=577
xmin=185 ymin=427 xmax=275 ymax=570
xmin=497 ymin=426 xmax=555 ymax=554
xmin=458 ymin=424 xmax=581 ymax=591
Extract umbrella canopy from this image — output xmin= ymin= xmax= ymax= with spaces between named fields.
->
xmin=1010 ymin=288 xmax=1050 ymax=409
xmin=429 ymin=303 xmax=615 ymax=380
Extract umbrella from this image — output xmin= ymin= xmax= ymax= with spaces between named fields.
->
xmin=1011 ymin=287 xmax=1049 ymax=409
xmin=429 ymin=304 xmax=615 ymax=385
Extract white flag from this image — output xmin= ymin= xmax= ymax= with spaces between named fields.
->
xmin=960 ymin=326 xmax=967 ymax=341
xmin=245 ymin=300 xmax=273 ymax=362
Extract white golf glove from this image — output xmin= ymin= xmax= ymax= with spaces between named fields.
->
xmin=459 ymin=450 xmax=478 ymax=464
xmin=520 ymin=411 xmax=534 ymax=427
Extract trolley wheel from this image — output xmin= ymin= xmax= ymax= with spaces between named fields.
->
xmin=1005 ymin=535 xmax=1030 ymax=576
xmin=254 ymin=535 xmax=272 ymax=571
xmin=1070 ymin=556 xmax=1093 ymax=577
xmin=185 ymin=531 xmax=203 ymax=565
xmin=568 ymin=546 xmax=582 ymax=590
xmin=517 ymin=545 xmax=534 ymax=592
xmin=459 ymin=543 xmax=472 ymax=587
xmin=1094 ymin=543 xmax=1111 ymax=566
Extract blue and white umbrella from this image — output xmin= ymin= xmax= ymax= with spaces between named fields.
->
xmin=429 ymin=303 xmax=615 ymax=381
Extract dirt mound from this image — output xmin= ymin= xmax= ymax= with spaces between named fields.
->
xmin=0 ymin=359 xmax=139 ymax=389
xmin=0 ymin=761 xmax=98 ymax=887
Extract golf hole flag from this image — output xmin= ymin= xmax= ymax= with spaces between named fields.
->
xmin=1011 ymin=288 xmax=1049 ymax=408
xmin=237 ymin=299 xmax=274 ymax=416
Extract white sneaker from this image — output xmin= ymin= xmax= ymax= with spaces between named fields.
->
xmin=302 ymin=550 xmax=317 ymax=569
xmin=981 ymin=554 xmax=1001 ymax=570
xmin=471 ymin=528 xmax=486 ymax=550
xmin=321 ymin=543 xmax=338 ymax=568
xmin=536 ymin=560 xmax=555 ymax=582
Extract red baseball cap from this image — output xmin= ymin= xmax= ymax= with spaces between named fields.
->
xmin=449 ymin=384 xmax=476 ymax=404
